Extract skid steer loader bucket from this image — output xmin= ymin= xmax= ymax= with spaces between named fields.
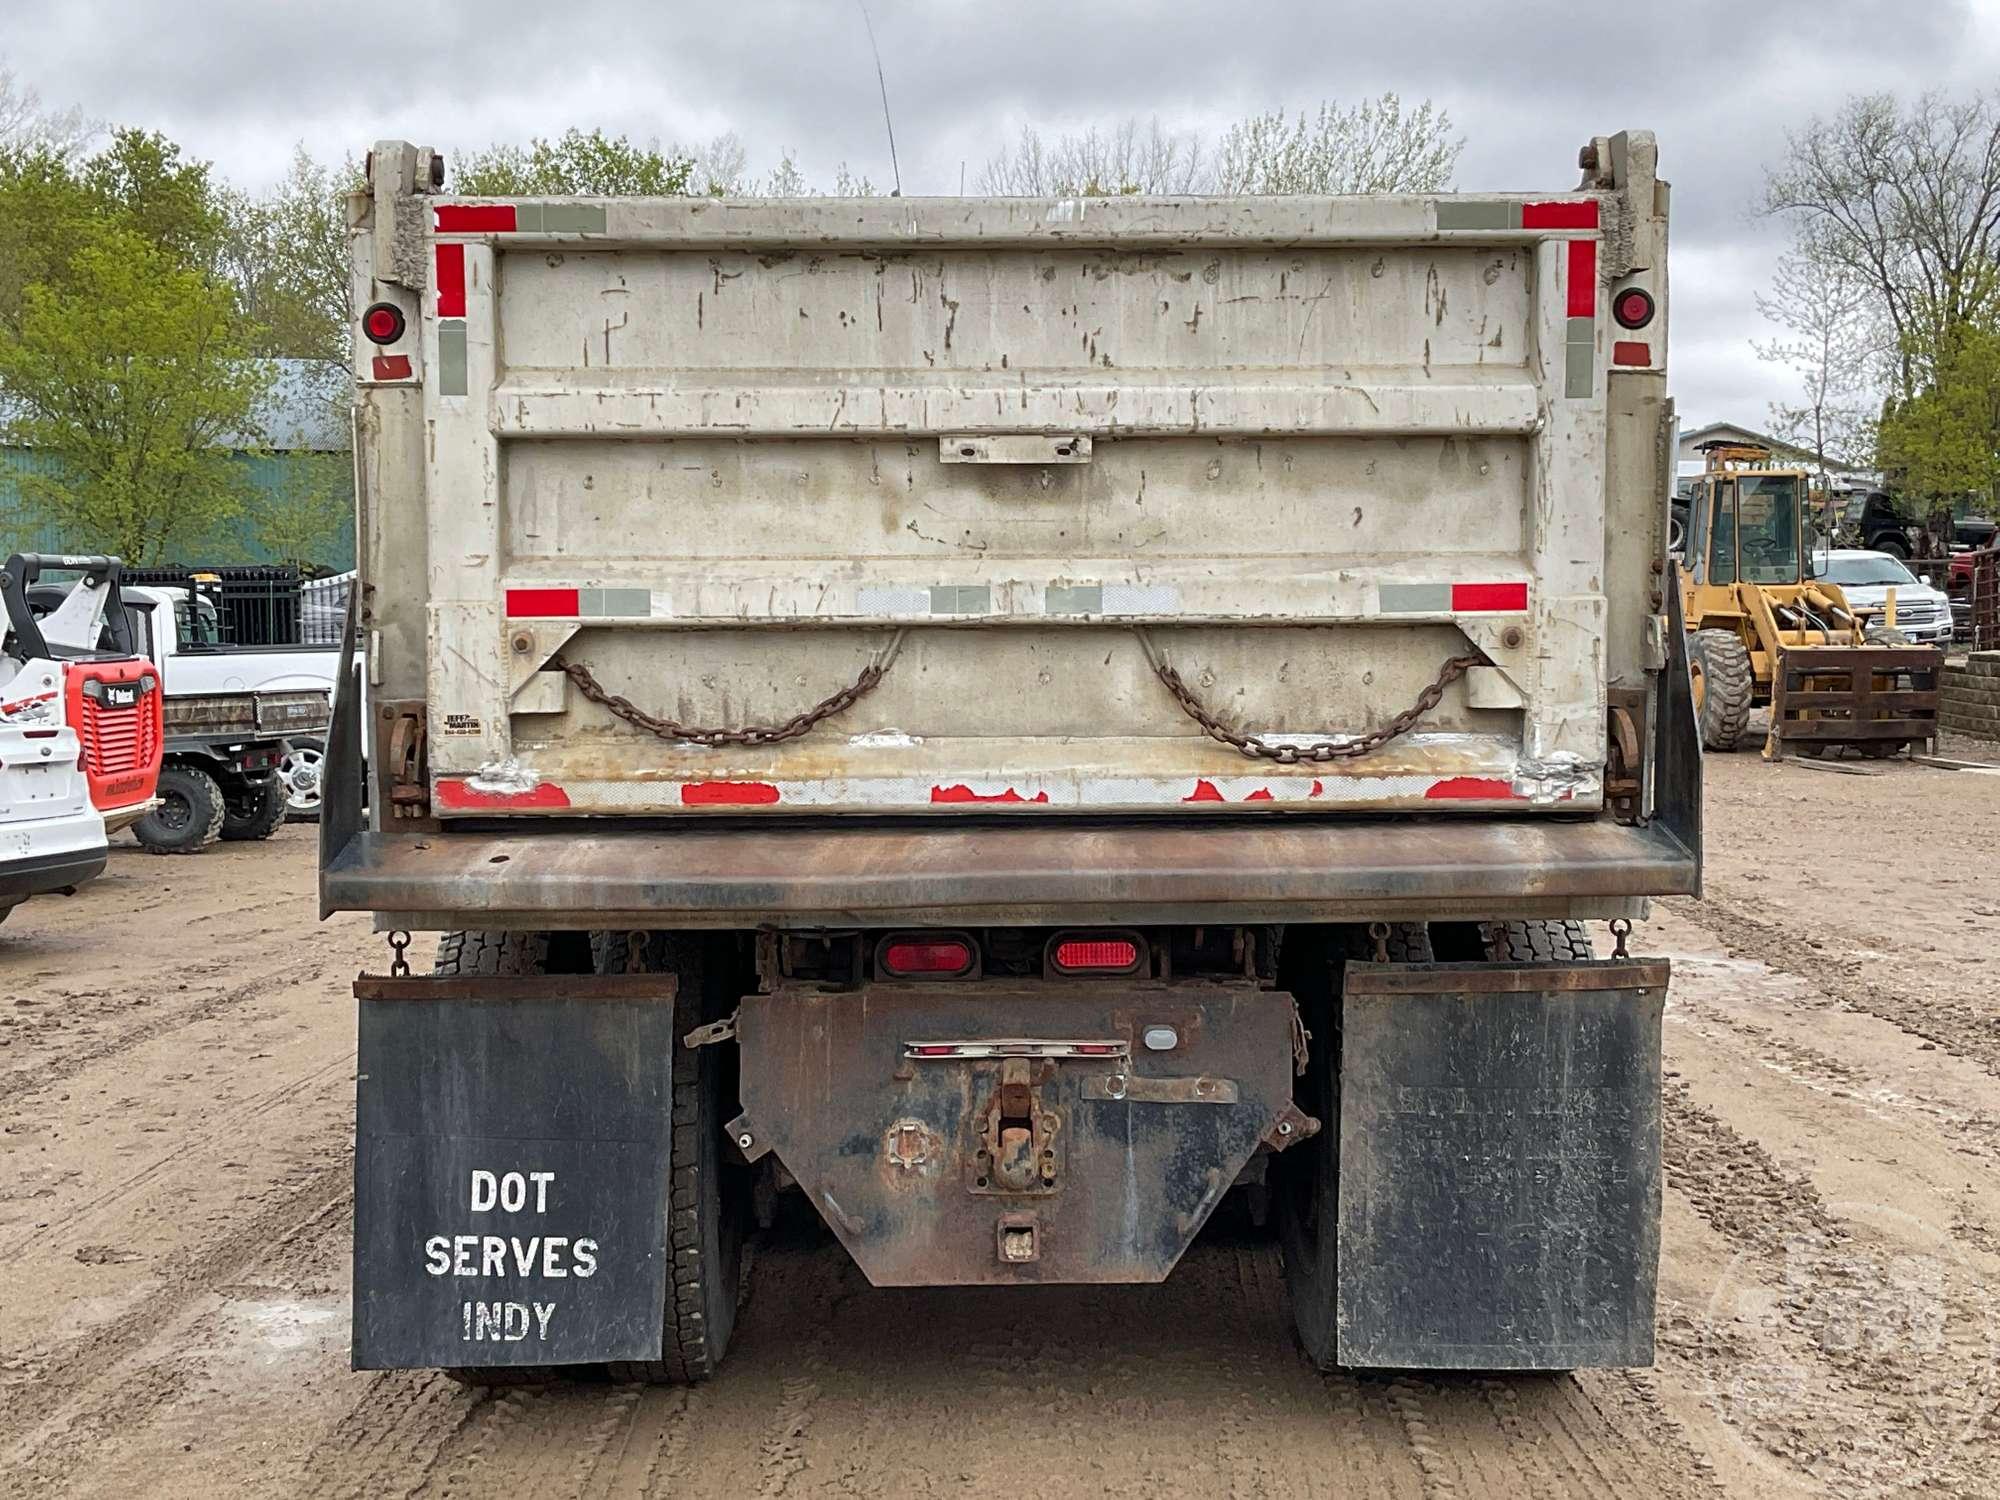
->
xmin=1767 ymin=645 xmax=1943 ymax=759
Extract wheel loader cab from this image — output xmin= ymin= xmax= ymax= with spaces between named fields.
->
xmin=1686 ymin=467 xmax=1805 ymax=589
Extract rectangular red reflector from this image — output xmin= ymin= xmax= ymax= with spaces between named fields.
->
xmin=1451 ymin=582 xmax=1528 ymax=612
xmin=909 ymin=1044 xmax=961 ymax=1057
xmin=1053 ymin=939 xmax=1140 ymax=972
xmin=371 ymin=353 xmax=413 ymax=382
xmin=1520 ymin=200 xmax=1599 ymax=229
xmin=504 ymin=587 xmax=580 ymax=617
xmin=1072 ymin=1043 xmax=1123 ymax=1056
xmin=883 ymin=940 xmax=974 ymax=976
xmin=1567 ymin=239 xmax=1597 ymax=318
xmin=1612 ymin=341 xmax=1652 ymax=367
xmin=435 ymin=203 xmax=518 ymax=233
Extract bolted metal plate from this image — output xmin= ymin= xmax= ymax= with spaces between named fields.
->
xmin=352 ymin=986 xmax=677 ymax=1370
xmin=1336 ymin=958 xmax=1666 ymax=1369
xmin=735 ymin=982 xmax=1297 ymax=1285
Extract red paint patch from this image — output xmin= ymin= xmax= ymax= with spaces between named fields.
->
xmin=1612 ymin=341 xmax=1651 ymax=367
xmin=1243 ymin=787 xmax=1274 ymax=801
xmin=435 ymin=242 xmax=466 ymax=318
xmin=1310 ymin=779 xmax=1324 ymax=798
xmin=1451 ymin=582 xmax=1528 ymax=612
xmin=1520 ymin=199 xmax=1599 ymax=229
xmin=504 ymin=587 xmax=581 ymax=617
xmin=1425 ymin=776 xmax=1519 ymax=801
xmin=371 ymin=353 xmax=413 ymax=381
xmin=435 ymin=203 xmax=518 ymax=233
xmin=682 ymin=781 xmax=780 ymax=806
xmin=930 ymin=784 xmax=1050 ymax=804
xmin=1184 ymin=779 xmax=1226 ymax=803
xmin=434 ymin=779 xmax=571 ymax=810
xmin=1567 ymin=238 xmax=1597 ymax=318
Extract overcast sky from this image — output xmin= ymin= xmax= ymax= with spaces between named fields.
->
xmin=10 ymin=0 xmax=2000 ymax=427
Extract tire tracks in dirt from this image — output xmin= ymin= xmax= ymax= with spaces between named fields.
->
xmin=1673 ymin=893 xmax=2000 ymax=1081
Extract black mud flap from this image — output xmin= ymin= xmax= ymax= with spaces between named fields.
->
xmin=1337 ymin=959 xmax=1667 ymax=1370
xmin=351 ymin=976 xmax=678 ymax=1370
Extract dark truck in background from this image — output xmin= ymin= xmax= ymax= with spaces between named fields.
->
xmin=324 ymin=130 xmax=1697 ymax=1382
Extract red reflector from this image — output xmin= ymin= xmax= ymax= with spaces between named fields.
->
xmin=1053 ymin=939 xmax=1139 ymax=972
xmin=436 ymin=243 xmax=466 ymax=318
xmin=883 ymin=941 xmax=974 ymax=976
xmin=435 ymin=203 xmax=519 ymax=233
xmin=504 ymin=587 xmax=581 ymax=617
xmin=1612 ymin=341 xmax=1652 ymax=367
xmin=1567 ymin=238 xmax=1596 ymax=318
xmin=1072 ymin=1043 xmax=1123 ymax=1056
xmin=1520 ymin=199 xmax=1599 ymax=229
xmin=371 ymin=353 xmax=413 ymax=382
xmin=1451 ymin=582 xmax=1528 ymax=612
xmin=910 ymin=1044 xmax=961 ymax=1057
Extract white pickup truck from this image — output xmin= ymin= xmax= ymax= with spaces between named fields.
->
xmin=118 ymin=585 xmax=334 ymax=852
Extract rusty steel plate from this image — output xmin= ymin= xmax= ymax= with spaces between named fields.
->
xmin=733 ymin=981 xmax=1299 ymax=1286
xmin=1337 ymin=959 xmax=1667 ymax=1370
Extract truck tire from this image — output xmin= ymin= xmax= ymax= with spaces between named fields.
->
xmin=220 ymin=778 xmax=287 ymax=841
xmin=1473 ymin=918 xmax=1596 ymax=963
xmin=136 ymin=764 xmax=226 ymax=855
xmin=1278 ymin=923 xmax=1431 ymax=1371
xmin=594 ymin=931 xmax=749 ymax=1385
xmin=1688 ymin=629 xmax=1753 ymax=751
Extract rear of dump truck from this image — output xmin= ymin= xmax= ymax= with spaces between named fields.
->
xmin=325 ymin=131 xmax=1699 ymax=1379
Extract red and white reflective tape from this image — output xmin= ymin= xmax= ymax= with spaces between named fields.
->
xmin=433 ymin=770 xmax=1568 ymax=814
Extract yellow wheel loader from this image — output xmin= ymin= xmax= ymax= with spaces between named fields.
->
xmin=1679 ymin=444 xmax=1942 ymax=759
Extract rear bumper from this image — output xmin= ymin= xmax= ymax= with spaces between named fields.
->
xmin=322 ymin=814 xmax=1697 ymax=929
xmin=0 ymin=842 xmax=107 ymax=906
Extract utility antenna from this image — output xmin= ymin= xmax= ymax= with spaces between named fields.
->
xmin=855 ymin=0 xmax=903 ymax=195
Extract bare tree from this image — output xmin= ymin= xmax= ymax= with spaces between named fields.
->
xmin=1212 ymin=96 xmax=1460 ymax=195
xmin=1763 ymin=91 xmax=2000 ymax=398
xmin=690 ymin=132 xmax=749 ymax=196
xmin=1754 ymin=233 xmax=1884 ymax=482
xmin=979 ymin=117 xmax=1207 ymax=196
xmin=0 ymin=60 xmax=96 ymax=156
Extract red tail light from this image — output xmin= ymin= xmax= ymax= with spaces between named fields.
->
xmin=879 ymin=935 xmax=976 ymax=978
xmin=362 ymin=302 xmax=407 ymax=344
xmin=1049 ymin=934 xmax=1144 ymax=975
xmin=1613 ymin=288 xmax=1655 ymax=330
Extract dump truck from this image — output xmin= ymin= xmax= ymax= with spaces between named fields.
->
xmin=324 ymin=131 xmax=1699 ymax=1381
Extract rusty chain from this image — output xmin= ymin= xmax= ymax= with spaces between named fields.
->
xmin=558 ymin=624 xmax=1479 ymax=762
xmin=557 ymin=630 xmax=907 ymax=748
xmin=1136 ymin=629 xmax=1489 ymax=764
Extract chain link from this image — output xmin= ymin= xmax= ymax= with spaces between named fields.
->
xmin=1137 ymin=630 xmax=1488 ymax=764
xmin=387 ymin=929 xmax=411 ymax=978
xmin=558 ymin=631 xmax=908 ymax=749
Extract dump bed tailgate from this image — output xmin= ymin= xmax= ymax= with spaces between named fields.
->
xmin=361 ymin=182 xmax=1647 ymax=819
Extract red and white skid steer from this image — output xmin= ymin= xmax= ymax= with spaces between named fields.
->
xmin=0 ymin=554 xmax=163 ymax=924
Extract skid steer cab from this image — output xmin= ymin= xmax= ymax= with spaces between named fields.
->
xmin=1678 ymin=443 xmax=1943 ymax=759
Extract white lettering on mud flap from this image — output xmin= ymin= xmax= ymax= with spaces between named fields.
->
xmin=420 ymin=1168 xmax=603 ymax=1343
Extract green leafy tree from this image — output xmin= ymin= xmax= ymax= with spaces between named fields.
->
xmin=222 ymin=146 xmax=358 ymax=362
xmin=0 ymin=224 xmax=271 ymax=562
xmin=453 ymin=128 xmax=696 ymax=197
xmin=1877 ymin=316 xmax=2000 ymax=508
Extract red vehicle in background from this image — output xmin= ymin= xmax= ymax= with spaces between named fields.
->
xmin=12 ymin=554 xmax=164 ymax=833
xmin=65 ymin=652 xmax=163 ymax=833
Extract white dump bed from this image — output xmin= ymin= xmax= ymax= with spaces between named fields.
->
xmin=352 ymin=134 xmax=1671 ymax=821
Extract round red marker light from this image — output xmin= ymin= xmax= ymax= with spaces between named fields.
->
xmin=1613 ymin=288 xmax=1656 ymax=330
xmin=362 ymin=302 xmax=406 ymax=344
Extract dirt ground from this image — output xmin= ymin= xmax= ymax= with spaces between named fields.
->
xmin=6 ymin=744 xmax=2000 ymax=1499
